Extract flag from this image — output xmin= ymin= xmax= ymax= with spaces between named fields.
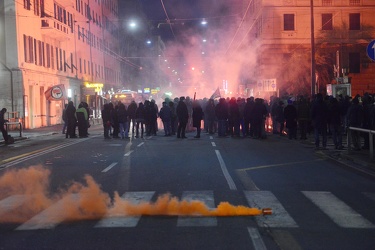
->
xmin=210 ymin=87 xmax=221 ymax=99
xmin=45 ymin=84 xmax=67 ymax=101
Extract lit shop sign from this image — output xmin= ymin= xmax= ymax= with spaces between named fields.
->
xmin=85 ymin=82 xmax=104 ymax=92
xmin=144 ymin=88 xmax=150 ymax=93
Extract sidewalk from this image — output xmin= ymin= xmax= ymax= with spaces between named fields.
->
xmin=1 ymin=125 xmax=375 ymax=177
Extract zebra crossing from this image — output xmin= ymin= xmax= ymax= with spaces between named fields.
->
xmin=0 ymin=190 xmax=374 ymax=230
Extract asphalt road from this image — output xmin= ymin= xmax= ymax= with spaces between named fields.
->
xmin=0 ymin=126 xmax=375 ymax=250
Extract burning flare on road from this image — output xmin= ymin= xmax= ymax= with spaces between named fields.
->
xmin=0 ymin=166 xmax=271 ymax=223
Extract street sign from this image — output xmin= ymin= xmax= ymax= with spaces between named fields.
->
xmin=366 ymin=40 xmax=375 ymax=61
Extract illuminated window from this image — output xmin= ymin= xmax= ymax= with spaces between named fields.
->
xmin=322 ymin=14 xmax=333 ymax=30
xmin=349 ymin=13 xmax=360 ymax=30
xmin=284 ymin=14 xmax=295 ymax=31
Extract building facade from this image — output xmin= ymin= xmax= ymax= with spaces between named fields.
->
xmin=0 ymin=0 xmax=121 ymax=129
xmin=244 ymin=0 xmax=375 ymax=97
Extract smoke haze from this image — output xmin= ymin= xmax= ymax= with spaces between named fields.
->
xmin=0 ymin=166 xmax=262 ymax=224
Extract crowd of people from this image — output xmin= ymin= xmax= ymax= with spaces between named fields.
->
xmin=56 ymin=92 xmax=373 ymax=151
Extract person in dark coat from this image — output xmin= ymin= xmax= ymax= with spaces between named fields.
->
xmin=252 ymin=98 xmax=268 ymax=139
xmin=328 ymin=97 xmax=343 ymax=149
xmin=65 ymin=101 xmax=77 ymax=138
xmin=176 ymin=96 xmax=189 ymax=138
xmin=244 ymin=97 xmax=255 ymax=137
xmin=101 ymin=103 xmax=111 ymax=139
xmin=169 ymin=101 xmax=177 ymax=135
xmin=0 ymin=108 xmax=9 ymax=143
xmin=127 ymin=100 xmax=137 ymax=135
xmin=228 ymin=97 xmax=240 ymax=137
xmin=275 ymin=100 xmax=285 ymax=135
xmin=135 ymin=102 xmax=146 ymax=138
xmin=215 ymin=98 xmax=229 ymax=137
xmin=346 ymin=97 xmax=363 ymax=150
xmin=297 ymin=96 xmax=310 ymax=140
xmin=284 ymin=99 xmax=298 ymax=139
xmin=205 ymin=99 xmax=216 ymax=135
xmin=159 ymin=102 xmax=172 ymax=136
xmin=192 ymin=100 xmax=204 ymax=138
xmin=117 ymin=102 xmax=129 ymax=139
xmin=76 ymin=102 xmax=88 ymax=138
xmin=311 ymin=93 xmax=329 ymax=149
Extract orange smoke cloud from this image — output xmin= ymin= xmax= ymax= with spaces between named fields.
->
xmin=110 ymin=192 xmax=262 ymax=217
xmin=0 ymin=167 xmax=265 ymax=224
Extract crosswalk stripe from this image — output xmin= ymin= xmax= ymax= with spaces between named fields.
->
xmin=177 ymin=191 xmax=217 ymax=227
xmin=95 ymin=191 xmax=155 ymax=228
xmin=244 ymin=191 xmax=298 ymax=228
xmin=248 ymin=227 xmax=267 ymax=250
xmin=302 ymin=191 xmax=375 ymax=228
xmin=16 ymin=194 xmax=80 ymax=230
xmin=0 ymin=195 xmax=30 ymax=217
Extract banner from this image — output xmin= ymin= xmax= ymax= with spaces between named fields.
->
xmin=45 ymin=84 xmax=67 ymax=101
xmin=210 ymin=87 xmax=221 ymax=99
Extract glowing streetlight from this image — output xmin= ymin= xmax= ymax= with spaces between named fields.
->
xmin=201 ymin=19 xmax=207 ymax=25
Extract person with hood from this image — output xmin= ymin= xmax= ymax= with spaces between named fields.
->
xmin=65 ymin=101 xmax=77 ymax=138
xmin=192 ymin=100 xmax=204 ymax=138
xmin=176 ymin=96 xmax=189 ymax=138
xmin=76 ymin=102 xmax=88 ymax=138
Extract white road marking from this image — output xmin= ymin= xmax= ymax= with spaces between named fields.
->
xmin=177 ymin=191 xmax=217 ymax=227
xmin=95 ymin=191 xmax=155 ymax=228
xmin=244 ymin=191 xmax=298 ymax=228
xmin=211 ymin=142 xmax=216 ymax=147
xmin=0 ymin=195 xmax=30 ymax=217
xmin=16 ymin=194 xmax=80 ymax=230
xmin=102 ymin=162 xmax=118 ymax=173
xmin=209 ymin=136 xmax=213 ymax=140
xmin=215 ymin=150 xmax=237 ymax=190
xmin=302 ymin=191 xmax=375 ymax=228
xmin=124 ymin=150 xmax=134 ymax=157
xmin=248 ymin=227 xmax=267 ymax=250
xmin=137 ymin=142 xmax=144 ymax=147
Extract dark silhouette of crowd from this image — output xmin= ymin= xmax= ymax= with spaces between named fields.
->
xmin=58 ymin=92 xmax=373 ymax=153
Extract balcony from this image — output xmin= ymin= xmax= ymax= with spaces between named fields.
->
xmin=41 ymin=17 xmax=70 ymax=40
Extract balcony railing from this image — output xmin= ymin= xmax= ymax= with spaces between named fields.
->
xmin=41 ymin=17 xmax=70 ymax=39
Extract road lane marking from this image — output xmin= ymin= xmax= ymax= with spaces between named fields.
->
xmin=16 ymin=194 xmax=80 ymax=230
xmin=248 ymin=227 xmax=267 ymax=250
xmin=124 ymin=150 xmax=134 ymax=157
xmin=209 ymin=136 xmax=213 ymax=140
xmin=238 ymin=159 xmax=324 ymax=171
xmin=102 ymin=162 xmax=118 ymax=173
xmin=215 ymin=150 xmax=237 ymax=190
xmin=0 ymin=195 xmax=31 ymax=217
xmin=244 ymin=191 xmax=298 ymax=228
xmin=235 ymin=170 xmax=260 ymax=191
xmin=95 ymin=191 xmax=155 ymax=228
xmin=0 ymin=138 xmax=91 ymax=170
xmin=302 ymin=191 xmax=375 ymax=228
xmin=137 ymin=142 xmax=144 ymax=147
xmin=211 ymin=142 xmax=216 ymax=147
xmin=177 ymin=191 xmax=217 ymax=227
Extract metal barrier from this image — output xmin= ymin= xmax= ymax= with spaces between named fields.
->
xmin=5 ymin=122 xmax=23 ymax=137
xmin=347 ymin=126 xmax=375 ymax=160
